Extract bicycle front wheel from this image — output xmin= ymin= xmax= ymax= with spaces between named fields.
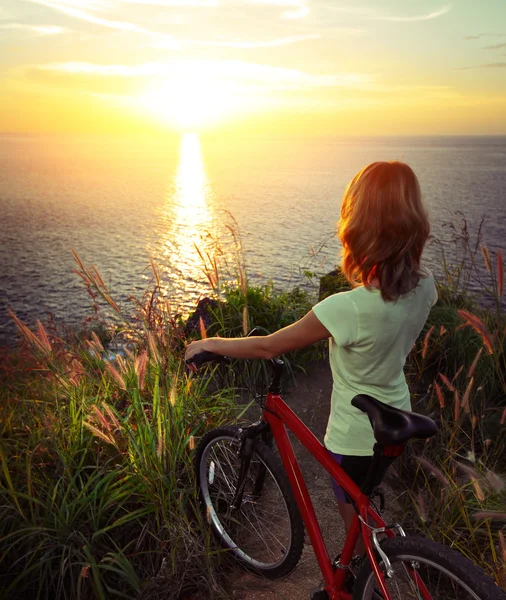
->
xmin=353 ymin=535 xmax=506 ymax=600
xmin=195 ymin=426 xmax=304 ymax=579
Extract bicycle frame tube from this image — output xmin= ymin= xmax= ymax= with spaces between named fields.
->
xmin=264 ymin=391 xmax=396 ymax=600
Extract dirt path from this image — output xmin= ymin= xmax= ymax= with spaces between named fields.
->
xmin=226 ymin=361 xmax=349 ymax=600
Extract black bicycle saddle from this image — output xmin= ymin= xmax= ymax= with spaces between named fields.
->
xmin=351 ymin=394 xmax=437 ymax=445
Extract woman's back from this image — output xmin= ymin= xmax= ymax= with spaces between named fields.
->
xmin=313 ymin=271 xmax=436 ymax=455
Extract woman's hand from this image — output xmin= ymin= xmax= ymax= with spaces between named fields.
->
xmin=185 ymin=339 xmax=216 ymax=363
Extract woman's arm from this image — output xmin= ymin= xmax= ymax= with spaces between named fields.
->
xmin=184 ymin=310 xmax=331 ymax=362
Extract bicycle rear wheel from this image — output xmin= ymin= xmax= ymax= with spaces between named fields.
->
xmin=195 ymin=426 xmax=304 ymax=578
xmin=353 ymin=536 xmax=506 ymax=600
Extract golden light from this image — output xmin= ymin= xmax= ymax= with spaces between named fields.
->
xmin=151 ymin=132 xmax=219 ymax=302
xmin=174 ymin=132 xmax=209 ymax=216
xmin=140 ymin=74 xmax=237 ymax=130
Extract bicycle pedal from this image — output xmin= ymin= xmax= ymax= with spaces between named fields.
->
xmin=309 ymin=587 xmax=329 ymax=600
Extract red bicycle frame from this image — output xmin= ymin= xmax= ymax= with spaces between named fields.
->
xmin=263 ymin=390 xmax=397 ymax=600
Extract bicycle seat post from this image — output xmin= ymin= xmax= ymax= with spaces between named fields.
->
xmin=268 ymin=358 xmax=284 ymax=394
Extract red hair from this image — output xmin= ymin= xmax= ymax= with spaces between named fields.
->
xmin=338 ymin=161 xmax=430 ymax=301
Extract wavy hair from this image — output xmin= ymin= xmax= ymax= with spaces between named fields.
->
xmin=338 ymin=161 xmax=430 ymax=302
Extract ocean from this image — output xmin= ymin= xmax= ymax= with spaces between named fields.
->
xmin=1 ymin=133 xmax=505 ymax=344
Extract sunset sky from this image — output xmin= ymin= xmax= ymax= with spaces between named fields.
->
xmin=1 ymin=0 xmax=506 ymax=135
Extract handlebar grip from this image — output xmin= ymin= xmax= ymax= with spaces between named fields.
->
xmin=186 ymin=350 xmax=227 ymax=368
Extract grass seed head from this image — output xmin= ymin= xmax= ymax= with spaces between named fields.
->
xmin=439 ymin=373 xmax=455 ymax=392
xmin=434 ymin=382 xmax=445 ymax=409
xmin=497 ymin=249 xmax=504 ymax=301
xmin=422 ymin=325 xmax=434 ymax=360
xmin=468 ymin=347 xmax=483 ymax=378
xmin=461 ymin=377 xmax=474 ymax=414
xmin=415 ymin=456 xmax=451 ymax=487
xmin=92 ymin=405 xmax=112 ymax=432
xmin=106 ymin=362 xmax=126 ymax=390
xmin=135 ymin=350 xmax=148 ymax=391
xmin=457 ymin=309 xmax=495 ymax=354
xmin=485 ymin=470 xmax=506 ymax=493
xmin=454 ymin=389 xmax=461 ymax=421
xmin=199 ymin=316 xmax=207 ymax=339
xmin=472 ymin=511 xmax=506 ymax=522
xmin=481 ymin=246 xmax=492 ymax=273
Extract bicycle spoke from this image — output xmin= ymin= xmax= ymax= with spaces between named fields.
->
xmin=214 ymin=457 xmax=235 ymax=496
xmin=401 ymin=562 xmax=423 ymax=599
xmin=200 ymin=434 xmax=294 ymax=570
xmin=365 ymin=553 xmax=486 ymax=599
xmin=241 ymin=511 xmax=278 ymax=557
xmin=247 ymin=503 xmax=288 ymax=557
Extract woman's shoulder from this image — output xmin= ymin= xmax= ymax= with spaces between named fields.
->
xmin=418 ymin=267 xmax=436 ymax=291
xmin=416 ymin=267 xmax=437 ymax=304
xmin=419 ymin=266 xmax=435 ymax=280
xmin=314 ymin=288 xmax=357 ymax=310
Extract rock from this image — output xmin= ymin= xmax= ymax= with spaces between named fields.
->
xmin=318 ymin=268 xmax=351 ymax=301
xmin=184 ymin=297 xmax=220 ymax=336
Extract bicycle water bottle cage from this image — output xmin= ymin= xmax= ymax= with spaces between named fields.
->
xmin=351 ymin=394 xmax=437 ymax=445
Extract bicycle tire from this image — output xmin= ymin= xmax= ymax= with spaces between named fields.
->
xmin=195 ymin=425 xmax=305 ymax=578
xmin=353 ymin=535 xmax=506 ymax=600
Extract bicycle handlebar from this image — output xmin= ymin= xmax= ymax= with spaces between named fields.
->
xmin=186 ymin=350 xmax=228 ymax=368
xmin=186 ymin=350 xmax=284 ymax=394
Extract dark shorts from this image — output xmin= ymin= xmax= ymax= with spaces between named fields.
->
xmin=328 ymin=450 xmax=374 ymax=504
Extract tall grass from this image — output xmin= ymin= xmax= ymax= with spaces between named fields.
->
xmin=1 ymin=225 xmax=323 ymax=599
xmin=192 ymin=223 xmax=324 ymax=399
xmin=2 ymin=217 xmax=505 ymax=595
xmin=402 ymin=233 xmax=506 ymax=586
xmin=0 ymin=257 xmax=237 ymax=600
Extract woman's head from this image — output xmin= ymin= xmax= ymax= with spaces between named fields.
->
xmin=338 ymin=161 xmax=430 ymax=302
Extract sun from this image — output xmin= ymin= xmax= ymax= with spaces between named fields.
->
xmin=140 ymin=76 xmax=236 ymax=131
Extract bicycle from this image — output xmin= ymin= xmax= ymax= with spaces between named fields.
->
xmin=190 ymin=352 xmax=506 ymax=600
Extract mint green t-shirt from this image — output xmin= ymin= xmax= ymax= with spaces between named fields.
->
xmin=312 ymin=273 xmax=436 ymax=456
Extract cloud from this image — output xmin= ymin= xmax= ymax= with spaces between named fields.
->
xmin=457 ymin=62 xmax=506 ymax=70
xmin=23 ymin=0 xmax=310 ymax=31
xmin=33 ymin=59 xmax=374 ymax=90
xmin=328 ymin=3 xmax=451 ymax=22
xmin=483 ymin=43 xmax=506 ymax=50
xmin=234 ymin=0 xmax=309 ymax=19
xmin=151 ymin=33 xmax=321 ymax=50
xmin=17 ymin=0 xmax=321 ymax=56
xmin=463 ymin=33 xmax=505 ymax=40
xmin=24 ymin=0 xmax=150 ymax=32
xmin=0 ymin=23 xmax=65 ymax=35
xmin=180 ymin=33 xmax=320 ymax=48
xmin=21 ymin=0 xmax=310 ymax=49
xmin=375 ymin=4 xmax=451 ymax=22
xmin=121 ymin=0 xmax=217 ymax=4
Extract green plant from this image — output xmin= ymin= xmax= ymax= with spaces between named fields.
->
xmin=1 ymin=257 xmax=238 ymax=600
xmin=402 ymin=237 xmax=506 ymax=587
xmin=190 ymin=222 xmax=325 ymax=391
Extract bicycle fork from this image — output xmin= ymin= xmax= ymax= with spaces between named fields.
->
xmin=230 ymin=420 xmax=271 ymax=511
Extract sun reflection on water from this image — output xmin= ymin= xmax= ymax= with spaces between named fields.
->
xmin=157 ymin=132 xmax=217 ymax=304
xmin=174 ymin=132 xmax=210 ymax=220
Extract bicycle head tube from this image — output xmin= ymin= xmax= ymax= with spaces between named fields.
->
xmin=268 ymin=358 xmax=284 ymax=394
